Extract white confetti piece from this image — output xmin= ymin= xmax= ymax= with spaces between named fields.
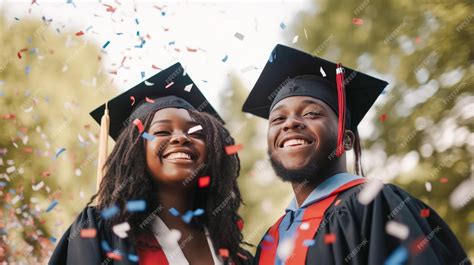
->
xmin=277 ymin=238 xmax=295 ymax=262
xmin=241 ymin=65 xmax=256 ymax=73
xmin=7 ymin=160 xmax=14 ymax=165
xmin=22 ymin=136 xmax=29 ymax=145
xmin=112 ymin=222 xmax=130 ymax=238
xmin=24 ymin=106 xmax=33 ymax=112
xmin=78 ymin=134 xmax=85 ymax=143
xmin=449 ymin=178 xmax=473 ymax=209
xmin=292 ymin=35 xmax=299 ymax=44
xmin=386 ymin=221 xmax=409 ymax=240
xmin=320 ymin=67 xmax=327 ymax=77
xmin=234 ymin=32 xmax=245 ymax=40
xmin=425 ymin=181 xmax=432 ymax=192
xmin=357 ymin=179 xmax=384 ymax=205
xmin=304 ymin=28 xmax=308 ymax=39
xmin=74 ymin=169 xmax=82 ymax=176
xmin=32 ymin=181 xmax=44 ymax=191
xmin=11 ymin=195 xmax=20 ymax=205
xmin=144 ymin=80 xmax=154 ymax=86
xmin=62 ymin=64 xmax=68 ymax=72
xmin=188 ymin=125 xmax=203 ymax=134
xmin=6 ymin=166 xmax=16 ymax=174
xmin=164 ymin=229 xmax=182 ymax=246
xmin=79 ymin=191 xmax=84 ymax=198
xmin=184 ymin=84 xmax=193 ymax=92
xmin=300 ymin=222 xmax=310 ymax=230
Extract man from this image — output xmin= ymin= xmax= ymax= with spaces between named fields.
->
xmin=242 ymin=44 xmax=469 ymax=265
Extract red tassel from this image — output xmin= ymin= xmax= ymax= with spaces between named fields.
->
xmin=335 ymin=63 xmax=346 ymax=157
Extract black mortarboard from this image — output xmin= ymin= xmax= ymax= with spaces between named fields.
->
xmin=90 ymin=62 xmax=222 ymax=141
xmin=242 ymin=44 xmax=388 ymax=156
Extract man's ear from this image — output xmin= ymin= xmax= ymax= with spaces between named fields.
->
xmin=344 ymin=130 xmax=355 ymax=150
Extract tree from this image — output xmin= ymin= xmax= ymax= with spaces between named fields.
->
xmin=0 ymin=16 xmax=115 ymax=263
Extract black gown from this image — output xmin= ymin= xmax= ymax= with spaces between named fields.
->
xmin=49 ymin=206 xmax=253 ymax=265
xmin=254 ymin=184 xmax=470 ymax=265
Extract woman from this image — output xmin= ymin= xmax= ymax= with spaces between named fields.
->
xmin=49 ymin=63 xmax=252 ymax=265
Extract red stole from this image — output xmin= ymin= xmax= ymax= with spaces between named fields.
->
xmin=259 ymin=178 xmax=366 ymax=265
xmin=136 ymin=233 xmax=169 ymax=265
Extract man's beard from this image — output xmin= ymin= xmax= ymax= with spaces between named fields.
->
xmin=268 ymin=150 xmax=321 ymax=183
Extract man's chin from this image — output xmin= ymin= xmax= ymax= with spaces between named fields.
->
xmin=269 ymin=156 xmax=320 ymax=183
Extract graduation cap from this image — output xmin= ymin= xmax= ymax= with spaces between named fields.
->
xmin=89 ymin=62 xmax=221 ymax=192
xmin=242 ymin=44 xmax=388 ymax=156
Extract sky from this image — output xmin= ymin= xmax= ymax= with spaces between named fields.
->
xmin=1 ymin=0 xmax=311 ymax=110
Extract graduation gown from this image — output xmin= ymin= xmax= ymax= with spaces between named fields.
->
xmin=49 ymin=206 xmax=253 ymax=265
xmin=254 ymin=175 xmax=469 ymax=265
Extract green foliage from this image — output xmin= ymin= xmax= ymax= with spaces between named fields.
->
xmin=0 ymin=16 xmax=115 ymax=263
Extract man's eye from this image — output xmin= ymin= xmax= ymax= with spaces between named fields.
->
xmin=305 ymin=111 xmax=320 ymax=117
xmin=271 ymin=116 xmax=285 ymax=123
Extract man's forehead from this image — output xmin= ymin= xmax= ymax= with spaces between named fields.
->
xmin=270 ymin=96 xmax=330 ymax=113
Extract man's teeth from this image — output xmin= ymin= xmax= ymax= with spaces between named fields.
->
xmin=165 ymin=152 xmax=191 ymax=160
xmin=283 ymin=139 xmax=309 ymax=148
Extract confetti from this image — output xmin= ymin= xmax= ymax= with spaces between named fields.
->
xmin=357 ymin=179 xmax=384 ymax=205
xmin=55 ymin=147 xmax=66 ymax=159
xmin=292 ymin=35 xmax=299 ymax=44
xmin=324 ymin=233 xmax=336 ymax=244
xmin=106 ymin=252 xmax=122 ymax=261
xmin=352 ymin=18 xmax=364 ymax=25
xmin=277 ymin=238 xmax=294 ymax=262
xmin=222 ymin=55 xmax=228 ymax=62
xmin=80 ymin=228 xmax=97 ymax=238
xmin=219 ymin=248 xmax=229 ymax=258
xmin=181 ymin=210 xmax=194 ymax=223
xmin=263 ymin=235 xmax=274 ymax=242
xmin=384 ymin=246 xmax=408 ymax=265
xmin=133 ymin=119 xmax=144 ymax=133
xmin=184 ymin=84 xmax=193 ymax=92
xmin=126 ymin=200 xmax=147 ymax=212
xmin=225 ymin=144 xmax=243 ymax=155
xmin=6 ymin=166 xmax=15 ymax=174
xmin=101 ymin=240 xmax=112 ymax=252
xmin=142 ymin=132 xmax=156 ymax=141
xmin=46 ymin=200 xmax=58 ymax=212
xmin=169 ymin=207 xmax=180 ymax=216
xmin=193 ymin=208 xmax=204 ymax=216
xmin=188 ymin=125 xmax=203 ymax=134
xmin=380 ymin=114 xmax=388 ymax=123
xmin=440 ymin=177 xmax=448 ymax=183
xmin=165 ymin=81 xmax=174 ymax=89
xmin=385 ymin=221 xmax=409 ymax=240
xmin=280 ymin=22 xmax=286 ymax=30
xmin=145 ymin=97 xmax=155 ymax=103
xmin=32 ymin=181 xmax=44 ymax=191
xmin=234 ymin=32 xmax=245 ymax=40
xmin=102 ymin=40 xmax=111 ymax=49
xmin=141 ymin=71 xmax=145 ymax=79
xmin=320 ymin=67 xmax=326 ymax=77
xmin=130 ymin=96 xmax=135 ymax=106
xmin=304 ymin=28 xmax=308 ymax=39
xmin=237 ymin=219 xmax=244 ymax=231
xmin=186 ymin=47 xmax=198 ymax=52
xmin=112 ymin=222 xmax=130 ymax=238
xmin=300 ymin=222 xmax=310 ymax=230
xmin=425 ymin=181 xmax=432 ymax=192
xmin=144 ymin=80 xmax=154 ymax=86
xmin=198 ymin=176 xmax=211 ymax=188
xmin=128 ymin=254 xmax=139 ymax=262
xmin=101 ymin=205 xmax=119 ymax=219
xmin=303 ymin=239 xmax=316 ymax=246
xmin=75 ymin=31 xmax=84 ymax=36
xmin=420 ymin=208 xmax=430 ymax=218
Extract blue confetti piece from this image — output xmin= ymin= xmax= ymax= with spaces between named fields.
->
xmin=49 ymin=236 xmax=57 ymax=243
xmin=268 ymin=50 xmax=277 ymax=63
xmin=263 ymin=235 xmax=274 ymax=242
xmin=280 ymin=22 xmax=286 ymax=30
xmin=85 ymin=25 xmax=93 ymax=32
xmin=222 ymin=55 xmax=228 ymax=62
xmin=142 ymin=132 xmax=156 ymax=141
xmin=181 ymin=210 xmax=194 ymax=223
xmin=141 ymin=71 xmax=145 ymax=79
xmin=25 ymin=66 xmax=31 ymax=75
xmin=168 ymin=41 xmax=175 ymax=45
xmin=102 ymin=40 xmax=111 ymax=49
xmin=101 ymin=240 xmax=112 ymax=252
xmin=136 ymin=31 xmax=140 ymax=36
xmin=128 ymin=254 xmax=139 ymax=262
xmin=161 ymin=11 xmax=166 ymax=16
xmin=101 ymin=205 xmax=119 ymax=219
xmin=0 ymin=182 xmax=6 ymax=187
xmin=303 ymin=239 xmax=315 ymax=246
xmin=135 ymin=18 xmax=140 ymax=25
xmin=14 ymin=17 xmax=20 ymax=21
xmin=126 ymin=200 xmax=147 ymax=212
xmin=169 ymin=207 xmax=180 ymax=216
xmin=46 ymin=200 xmax=58 ymax=212
xmin=116 ymin=32 xmax=124 ymax=35
xmin=54 ymin=147 xmax=66 ymax=160
xmin=193 ymin=208 xmax=204 ymax=216
xmin=384 ymin=246 xmax=408 ymax=265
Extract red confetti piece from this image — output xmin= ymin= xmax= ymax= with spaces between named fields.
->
xmin=352 ymin=18 xmax=364 ymax=25
xmin=133 ymin=119 xmax=144 ymax=133
xmin=174 ymin=48 xmax=181 ymax=52
xmin=380 ymin=113 xmax=387 ymax=122
xmin=186 ymin=47 xmax=198 ymax=52
xmin=165 ymin=82 xmax=174 ymax=89
xmin=324 ymin=233 xmax=336 ymax=244
xmin=440 ymin=177 xmax=448 ymax=183
xmin=198 ymin=176 xmax=211 ymax=188
xmin=23 ymin=147 xmax=33 ymax=153
xmin=409 ymin=235 xmax=428 ymax=255
xmin=2 ymin=114 xmax=16 ymax=119
xmin=151 ymin=64 xmax=161 ymax=70
xmin=236 ymin=219 xmax=244 ymax=231
xmin=237 ymin=252 xmax=248 ymax=260
xmin=225 ymin=144 xmax=243 ymax=155
xmin=106 ymin=252 xmax=122 ymax=260
xmin=75 ymin=31 xmax=84 ymax=36
xmin=415 ymin=37 xmax=422 ymax=44
xmin=420 ymin=208 xmax=430 ymax=218
xmin=80 ymin=228 xmax=97 ymax=238
xmin=17 ymin=51 xmax=22 ymax=59
xmin=130 ymin=96 xmax=135 ymax=106
xmin=334 ymin=199 xmax=342 ymax=206
xmin=103 ymin=4 xmax=117 ymax=13
xmin=145 ymin=97 xmax=155 ymax=103
xmin=219 ymin=248 xmax=229 ymax=258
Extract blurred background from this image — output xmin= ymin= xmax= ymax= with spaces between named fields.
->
xmin=0 ymin=0 xmax=472 ymax=263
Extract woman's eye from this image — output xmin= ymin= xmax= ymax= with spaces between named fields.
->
xmin=189 ymin=131 xmax=204 ymax=138
xmin=153 ymin=131 xmax=171 ymax=136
